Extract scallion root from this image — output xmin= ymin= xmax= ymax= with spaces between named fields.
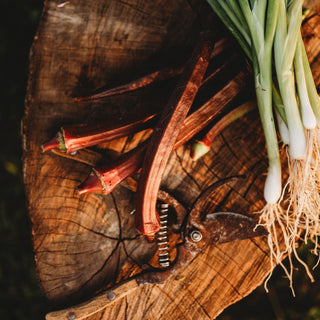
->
xmin=285 ymin=129 xmax=320 ymax=253
xmin=258 ymin=203 xmax=289 ymax=264
xmin=258 ymin=202 xmax=294 ymax=293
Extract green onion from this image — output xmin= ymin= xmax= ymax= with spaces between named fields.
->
xmin=294 ymin=34 xmax=317 ymax=129
xmin=207 ymin=0 xmax=282 ymax=202
xmin=274 ymin=0 xmax=306 ymax=160
xmin=299 ymin=32 xmax=320 ymax=123
xmin=206 ymin=0 xmax=320 ymax=291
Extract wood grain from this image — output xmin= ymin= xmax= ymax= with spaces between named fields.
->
xmin=23 ymin=0 xmax=320 ymax=319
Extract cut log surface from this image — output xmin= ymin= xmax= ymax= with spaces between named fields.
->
xmin=23 ymin=1 xmax=320 ymax=319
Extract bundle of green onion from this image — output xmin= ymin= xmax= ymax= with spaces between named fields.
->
xmin=206 ymin=0 xmax=320 ymax=292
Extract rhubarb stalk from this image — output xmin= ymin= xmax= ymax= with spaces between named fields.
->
xmin=42 ymin=113 xmax=156 ymax=154
xmin=78 ymin=69 xmax=249 ymax=196
xmin=78 ymin=141 xmax=148 ymax=195
xmin=135 ymin=32 xmax=215 ymax=239
xmin=191 ymin=100 xmax=256 ymax=160
xmin=74 ymin=38 xmax=231 ymax=102
xmin=75 ymin=67 xmax=183 ymax=102
xmin=44 ymin=40 xmax=245 ymax=155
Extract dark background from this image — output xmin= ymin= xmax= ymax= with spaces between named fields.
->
xmin=1 ymin=1 xmax=320 ymax=319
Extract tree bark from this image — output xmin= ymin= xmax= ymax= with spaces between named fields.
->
xmin=23 ymin=0 xmax=320 ymax=319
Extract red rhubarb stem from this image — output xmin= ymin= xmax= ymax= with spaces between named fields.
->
xmin=75 ymin=67 xmax=183 ymax=102
xmin=191 ymin=100 xmax=257 ymax=160
xmin=135 ymin=32 xmax=216 ymax=239
xmin=45 ymin=39 xmax=239 ymax=155
xmin=74 ymin=38 xmax=231 ymax=102
xmin=78 ymin=69 xmax=250 ymax=197
xmin=42 ymin=113 xmax=156 ymax=154
xmin=175 ymin=69 xmax=249 ymax=147
xmin=202 ymin=100 xmax=256 ymax=145
xmin=78 ymin=141 xmax=148 ymax=195
xmin=42 ymin=133 xmax=64 ymax=152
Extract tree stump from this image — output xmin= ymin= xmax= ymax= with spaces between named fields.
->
xmin=23 ymin=1 xmax=320 ymax=319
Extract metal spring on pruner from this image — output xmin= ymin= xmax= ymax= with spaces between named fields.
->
xmin=157 ymin=203 xmax=170 ymax=268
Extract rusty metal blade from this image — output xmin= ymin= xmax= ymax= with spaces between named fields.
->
xmin=203 ymin=212 xmax=267 ymax=244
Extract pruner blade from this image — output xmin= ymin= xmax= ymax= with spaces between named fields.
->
xmin=203 ymin=212 xmax=268 ymax=245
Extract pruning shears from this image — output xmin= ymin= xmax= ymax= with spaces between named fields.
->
xmin=136 ymin=176 xmax=267 ymax=285
xmin=46 ymin=177 xmax=267 ymax=320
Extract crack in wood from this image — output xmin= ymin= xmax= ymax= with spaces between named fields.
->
xmin=42 ymin=272 xmax=83 ymax=284
xmin=174 ymin=149 xmax=202 ymax=190
xmin=186 ymin=287 xmax=211 ymax=319
xmin=118 ymin=0 xmax=152 ymax=17
xmin=198 ymin=157 xmax=222 ymax=180
xmin=214 ymin=245 xmax=248 ymax=275
xmin=110 ymin=192 xmax=123 ymax=239
xmin=36 ymin=248 xmax=103 ymax=255
xmin=99 ymin=309 xmax=106 ymax=320
xmin=211 ymin=267 xmax=243 ymax=298
xmin=38 ymin=217 xmax=120 ymax=240
xmin=211 ymin=188 xmax=233 ymax=213
xmin=124 ymin=296 xmax=129 ymax=320
xmin=122 ymin=239 xmax=146 ymax=268
xmin=220 ymin=133 xmax=240 ymax=162
xmin=249 ymin=237 xmax=269 ymax=257
xmin=78 ymin=241 xmax=121 ymax=291
xmin=115 ymin=247 xmax=122 ymax=288
xmin=153 ymin=285 xmax=179 ymax=318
